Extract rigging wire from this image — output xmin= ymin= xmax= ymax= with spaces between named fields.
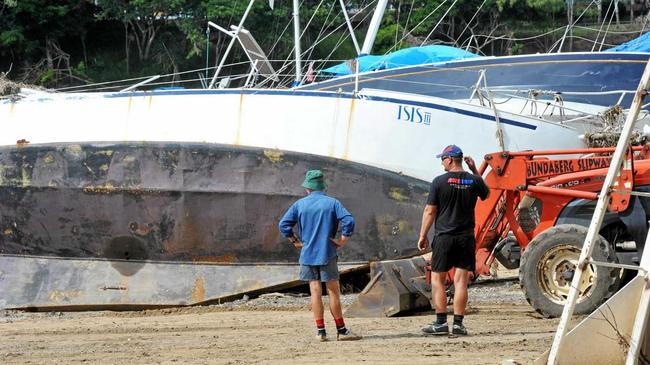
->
xmin=454 ymin=0 xmax=488 ymax=49
xmin=420 ymin=0 xmax=459 ymax=46
xmin=575 ymin=24 xmax=647 ymax=34
xmin=276 ymin=0 xmax=339 ymax=86
xmin=591 ymin=0 xmax=614 ymax=51
xmin=267 ymin=0 xmax=306 ymax=60
xmin=305 ymin=0 xmax=338 ymax=62
xmin=383 ymin=0 xmax=448 ymax=55
xmin=598 ymin=0 xmax=617 ymax=51
xmin=400 ymin=0 xmax=416 ymax=42
xmin=267 ymin=0 xmax=375 ymax=88
xmin=552 ymin=0 xmax=598 ymax=53
xmin=394 ymin=0 xmax=401 ymax=49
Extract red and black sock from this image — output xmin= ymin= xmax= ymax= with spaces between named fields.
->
xmin=316 ymin=319 xmax=325 ymax=334
xmin=335 ymin=318 xmax=347 ymax=334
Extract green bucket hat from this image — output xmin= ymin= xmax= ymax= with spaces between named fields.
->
xmin=302 ymin=169 xmax=326 ymax=191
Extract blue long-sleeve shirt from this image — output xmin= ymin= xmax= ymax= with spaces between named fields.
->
xmin=278 ymin=191 xmax=355 ymax=265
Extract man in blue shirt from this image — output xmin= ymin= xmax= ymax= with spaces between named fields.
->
xmin=279 ymin=169 xmax=362 ymax=342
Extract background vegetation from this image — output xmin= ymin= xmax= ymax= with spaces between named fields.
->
xmin=0 ymin=0 xmax=647 ymax=88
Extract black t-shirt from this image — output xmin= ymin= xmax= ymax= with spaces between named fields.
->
xmin=427 ymin=171 xmax=490 ymax=235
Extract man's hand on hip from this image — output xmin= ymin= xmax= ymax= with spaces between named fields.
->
xmin=417 ymin=236 xmax=430 ymax=251
xmin=287 ymin=235 xmax=303 ymax=249
xmin=330 ymin=235 xmax=349 ymax=248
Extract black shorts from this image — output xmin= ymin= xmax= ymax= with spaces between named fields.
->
xmin=430 ymin=233 xmax=476 ymax=272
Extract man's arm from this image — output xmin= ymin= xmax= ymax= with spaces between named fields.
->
xmin=417 ymin=204 xmax=437 ymax=251
xmin=464 ymin=156 xmax=480 ymax=175
xmin=278 ymin=204 xmax=303 ymax=249
xmin=331 ymin=201 xmax=355 ymax=248
xmin=465 ymin=156 xmax=491 ymax=200
xmin=478 ymin=177 xmax=490 ymax=200
xmin=473 ymin=171 xmax=490 ymax=200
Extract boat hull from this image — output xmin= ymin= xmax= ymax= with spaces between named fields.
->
xmin=1 ymin=88 xmax=585 ymax=181
xmin=0 ymin=142 xmax=428 ymax=308
xmin=0 ymin=255 xmax=362 ymax=309
xmin=301 ymin=52 xmax=650 ymax=108
xmin=0 ymin=88 xmax=587 ymax=309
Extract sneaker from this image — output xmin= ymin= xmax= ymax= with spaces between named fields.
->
xmin=316 ymin=332 xmax=328 ymax=342
xmin=421 ymin=322 xmax=449 ymax=335
xmin=452 ymin=323 xmax=468 ymax=336
xmin=336 ymin=329 xmax=362 ymax=341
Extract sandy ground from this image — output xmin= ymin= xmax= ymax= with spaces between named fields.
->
xmin=0 ymin=277 xmax=574 ymax=365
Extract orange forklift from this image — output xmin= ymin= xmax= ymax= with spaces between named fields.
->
xmin=346 ymin=144 xmax=650 ymax=318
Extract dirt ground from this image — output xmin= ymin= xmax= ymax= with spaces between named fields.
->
xmin=0 ymin=276 xmax=573 ymax=364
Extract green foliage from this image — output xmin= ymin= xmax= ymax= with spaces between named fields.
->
xmin=75 ymin=61 xmax=86 ymax=75
xmin=0 ymin=0 xmax=95 ymax=62
xmin=405 ymin=1 xmax=445 ymax=37
xmin=374 ymin=24 xmax=406 ymax=55
xmin=495 ymin=0 xmax=566 ymax=13
xmin=39 ymin=68 xmax=54 ymax=84
xmin=176 ymin=18 xmax=203 ymax=59
xmin=510 ymin=42 xmax=524 ymax=54
xmin=0 ymin=28 xmax=24 ymax=47
xmin=0 ymin=0 xmax=628 ymax=86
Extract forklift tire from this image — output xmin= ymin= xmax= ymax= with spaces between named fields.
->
xmin=519 ymin=224 xmax=621 ymax=318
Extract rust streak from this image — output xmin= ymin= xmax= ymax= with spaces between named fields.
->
xmin=48 ymin=290 xmax=82 ymax=303
xmin=163 ymin=212 xmax=203 ymax=254
xmin=191 ymin=254 xmax=236 ymax=263
xmin=342 ymin=97 xmax=355 ymax=160
xmin=120 ymin=276 xmax=129 ymax=304
xmin=328 ymin=94 xmax=341 ymax=157
xmin=191 ymin=277 xmax=206 ymax=303
xmin=16 ymin=139 xmax=30 ymax=148
xmin=235 ymin=93 xmax=244 ymax=145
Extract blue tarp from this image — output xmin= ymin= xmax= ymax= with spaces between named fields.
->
xmin=322 ymin=45 xmax=480 ymax=76
xmin=608 ymin=32 xmax=650 ymax=52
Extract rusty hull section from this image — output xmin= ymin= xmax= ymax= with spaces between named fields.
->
xmin=0 ymin=142 xmax=428 ymax=309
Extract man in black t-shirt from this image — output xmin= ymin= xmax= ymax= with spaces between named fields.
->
xmin=417 ymin=144 xmax=489 ymax=336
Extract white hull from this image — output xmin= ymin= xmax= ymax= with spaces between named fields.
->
xmin=2 ymin=88 xmax=585 ymax=181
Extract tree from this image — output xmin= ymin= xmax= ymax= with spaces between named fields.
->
xmin=97 ymin=0 xmax=196 ymax=75
xmin=0 ymin=0 xmax=95 ymax=84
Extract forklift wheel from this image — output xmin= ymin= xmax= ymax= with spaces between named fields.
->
xmin=519 ymin=224 xmax=621 ymax=318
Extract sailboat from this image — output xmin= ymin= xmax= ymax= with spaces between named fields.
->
xmin=298 ymin=1 xmax=650 ymax=114
xmin=0 ymin=0 xmax=623 ymax=310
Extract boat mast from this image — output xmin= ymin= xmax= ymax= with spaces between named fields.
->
xmin=208 ymin=0 xmax=256 ymax=89
xmin=338 ymin=0 xmax=361 ymax=55
xmin=360 ymin=0 xmax=388 ymax=55
xmin=292 ymin=0 xmax=302 ymax=86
